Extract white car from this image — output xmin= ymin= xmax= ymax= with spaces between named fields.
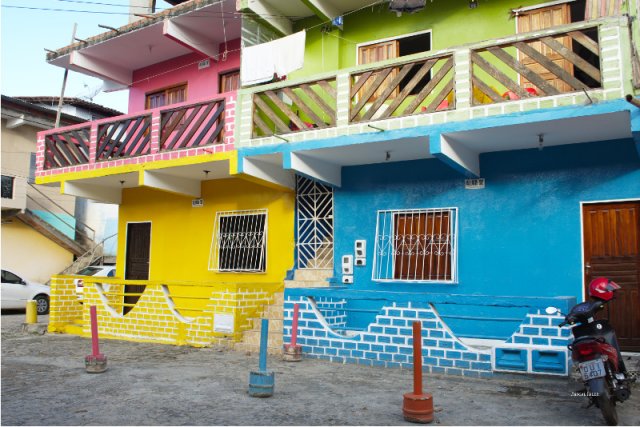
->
xmin=74 ymin=265 xmax=115 ymax=301
xmin=1 ymin=269 xmax=50 ymax=314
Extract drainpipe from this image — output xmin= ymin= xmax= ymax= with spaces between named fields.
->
xmin=626 ymin=94 xmax=640 ymax=108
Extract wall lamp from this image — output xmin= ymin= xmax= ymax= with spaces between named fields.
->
xmin=469 ymin=0 xmax=478 ymax=9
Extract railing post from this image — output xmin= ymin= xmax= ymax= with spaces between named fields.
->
xmin=336 ymin=72 xmax=351 ymax=128
xmin=89 ymin=123 xmax=98 ymax=164
xmin=454 ymin=48 xmax=472 ymax=109
xmin=150 ymin=110 xmax=161 ymax=154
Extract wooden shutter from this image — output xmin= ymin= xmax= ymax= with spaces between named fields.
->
xmin=145 ymin=83 xmax=187 ymax=109
xmin=585 ymin=0 xmax=623 ymax=20
xmin=357 ymin=40 xmax=399 ymax=102
xmin=220 ymin=71 xmax=240 ymax=93
xmin=517 ymin=4 xmax=573 ymax=93
xmin=393 ymin=211 xmax=452 ymax=281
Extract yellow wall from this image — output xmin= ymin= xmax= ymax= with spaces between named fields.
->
xmin=116 ymin=178 xmax=295 ymax=284
xmin=1 ymin=220 xmax=74 ymax=283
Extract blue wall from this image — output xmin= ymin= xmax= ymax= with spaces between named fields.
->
xmin=332 ymin=139 xmax=640 ymax=338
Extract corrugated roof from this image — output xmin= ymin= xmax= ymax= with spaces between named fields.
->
xmin=15 ymin=96 xmax=123 ymax=117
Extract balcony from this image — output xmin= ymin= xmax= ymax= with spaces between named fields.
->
xmin=35 ymin=94 xmax=237 ymax=202
xmin=239 ymin=18 xmax=633 ymax=149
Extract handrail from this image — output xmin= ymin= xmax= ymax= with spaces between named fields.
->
xmin=27 ymin=182 xmax=96 ymax=235
xmin=25 ymin=195 xmax=95 ymax=242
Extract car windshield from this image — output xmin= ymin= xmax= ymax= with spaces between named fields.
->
xmin=76 ymin=267 xmax=101 ymax=276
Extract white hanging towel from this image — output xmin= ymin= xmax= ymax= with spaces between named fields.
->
xmin=240 ymin=31 xmax=306 ymax=86
xmin=241 ymin=42 xmax=275 ymax=86
xmin=273 ymin=30 xmax=306 ymax=78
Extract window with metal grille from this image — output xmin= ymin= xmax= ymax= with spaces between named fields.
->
xmin=1 ymin=175 xmax=14 ymax=199
xmin=373 ymin=208 xmax=458 ymax=283
xmin=209 ymin=209 xmax=268 ymax=272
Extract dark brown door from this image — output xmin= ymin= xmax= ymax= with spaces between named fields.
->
xmin=124 ymin=222 xmax=151 ymax=315
xmin=583 ymin=202 xmax=640 ymax=351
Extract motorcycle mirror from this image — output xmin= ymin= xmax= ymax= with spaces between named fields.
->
xmin=545 ymin=306 xmax=560 ymax=315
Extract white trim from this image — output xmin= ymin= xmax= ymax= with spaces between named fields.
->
xmin=355 ymin=28 xmax=433 ymax=65
xmin=579 ymin=198 xmax=640 ymax=302
xmin=511 ymin=0 xmax=576 ymax=15
xmin=123 ymin=221 xmax=152 ymax=281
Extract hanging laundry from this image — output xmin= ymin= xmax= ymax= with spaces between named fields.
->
xmin=241 ymin=31 xmax=306 ymax=86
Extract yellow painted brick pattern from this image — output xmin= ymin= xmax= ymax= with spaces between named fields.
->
xmin=48 ymin=276 xmax=83 ymax=334
xmin=56 ymin=278 xmax=283 ymax=348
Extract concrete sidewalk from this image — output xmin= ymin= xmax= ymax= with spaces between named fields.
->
xmin=2 ymin=313 xmax=639 ymax=426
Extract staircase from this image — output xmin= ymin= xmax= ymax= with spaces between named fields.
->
xmin=16 ymin=209 xmax=89 ymax=256
xmin=234 ymin=269 xmax=333 ymax=355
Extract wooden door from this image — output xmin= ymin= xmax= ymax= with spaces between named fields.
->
xmin=394 ymin=212 xmax=451 ymax=281
xmin=583 ymin=202 xmax=640 ymax=351
xmin=517 ymin=4 xmax=573 ymax=93
xmin=358 ymin=40 xmax=399 ymax=102
xmin=124 ymin=222 xmax=151 ymax=315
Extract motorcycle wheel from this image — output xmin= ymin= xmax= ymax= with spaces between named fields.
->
xmin=596 ymin=389 xmax=618 ymax=426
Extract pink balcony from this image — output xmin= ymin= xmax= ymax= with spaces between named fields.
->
xmin=36 ymin=93 xmax=236 ymax=178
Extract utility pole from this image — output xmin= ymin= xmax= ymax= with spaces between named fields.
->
xmin=55 ymin=23 xmax=77 ymax=128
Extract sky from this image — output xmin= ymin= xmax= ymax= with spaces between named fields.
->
xmin=1 ymin=0 xmax=172 ymax=113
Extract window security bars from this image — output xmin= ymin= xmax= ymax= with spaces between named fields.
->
xmin=209 ymin=209 xmax=268 ymax=273
xmin=296 ymin=176 xmax=334 ymax=269
xmin=373 ymin=208 xmax=458 ymax=283
xmin=1 ymin=175 xmax=14 ymax=199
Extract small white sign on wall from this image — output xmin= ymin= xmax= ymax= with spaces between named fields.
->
xmin=198 ymin=58 xmax=211 ymax=70
xmin=214 ymin=313 xmax=234 ymax=333
xmin=192 ymin=198 xmax=204 ymax=208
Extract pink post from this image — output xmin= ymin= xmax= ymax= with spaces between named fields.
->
xmin=90 ymin=305 xmax=100 ymax=356
xmin=85 ymin=305 xmax=108 ymax=373
xmin=283 ymin=303 xmax=303 ymax=362
xmin=291 ymin=303 xmax=300 ymax=347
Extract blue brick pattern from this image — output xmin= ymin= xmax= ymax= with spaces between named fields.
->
xmin=283 ymin=297 xmax=493 ymax=377
xmin=498 ymin=310 xmax=571 ymax=375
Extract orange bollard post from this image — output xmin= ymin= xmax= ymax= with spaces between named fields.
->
xmin=402 ymin=321 xmax=434 ymax=423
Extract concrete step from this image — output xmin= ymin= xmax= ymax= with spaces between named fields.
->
xmin=251 ymin=318 xmax=284 ymax=331
xmin=234 ymin=341 xmax=282 ymax=356
xmin=293 ymin=269 xmax=333 ymax=282
xmin=285 ymin=279 xmax=330 ymax=288
xmin=270 ymin=292 xmax=284 ymax=305
xmin=261 ymin=304 xmax=284 ymax=318
xmin=242 ymin=330 xmax=283 ymax=349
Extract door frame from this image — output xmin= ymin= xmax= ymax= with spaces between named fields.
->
xmin=579 ymin=198 xmax=640 ymax=302
xmin=124 ymin=221 xmax=152 ymax=281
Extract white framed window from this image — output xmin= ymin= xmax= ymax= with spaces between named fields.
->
xmin=209 ymin=209 xmax=268 ymax=273
xmin=372 ymin=208 xmax=458 ymax=283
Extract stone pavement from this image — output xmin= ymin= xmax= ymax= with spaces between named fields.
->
xmin=1 ymin=313 xmax=639 ymax=426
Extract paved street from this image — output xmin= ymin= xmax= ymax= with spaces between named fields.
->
xmin=2 ymin=312 xmax=639 ymax=426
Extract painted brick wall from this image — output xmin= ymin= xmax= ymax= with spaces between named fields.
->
xmin=284 ymin=296 xmax=576 ymax=377
xmin=284 ymin=296 xmax=493 ymax=377
xmin=51 ymin=277 xmax=279 ymax=347
xmin=48 ymin=276 xmax=83 ymax=333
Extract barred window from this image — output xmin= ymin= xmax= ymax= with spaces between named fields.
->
xmin=373 ymin=208 xmax=458 ymax=283
xmin=1 ymin=175 xmax=14 ymax=199
xmin=209 ymin=209 xmax=267 ymax=272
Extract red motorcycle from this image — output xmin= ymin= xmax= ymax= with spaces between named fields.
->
xmin=549 ymin=278 xmax=634 ymax=425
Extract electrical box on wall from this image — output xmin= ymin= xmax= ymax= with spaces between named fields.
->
xmin=342 ymin=255 xmax=353 ymax=275
xmin=342 ymin=275 xmax=353 ymax=284
xmin=355 ymin=240 xmax=366 ymax=258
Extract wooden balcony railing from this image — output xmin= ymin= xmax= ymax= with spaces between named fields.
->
xmin=44 ymin=125 xmax=91 ymax=169
xmin=350 ymin=53 xmax=455 ymax=123
xmin=471 ymin=25 xmax=601 ymax=104
xmin=96 ymin=114 xmax=152 ymax=161
xmin=252 ymin=78 xmax=336 ymax=137
xmin=245 ymin=18 xmax=626 ymax=141
xmin=160 ymin=98 xmax=225 ymax=150
xmin=40 ymin=95 xmax=231 ymax=171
